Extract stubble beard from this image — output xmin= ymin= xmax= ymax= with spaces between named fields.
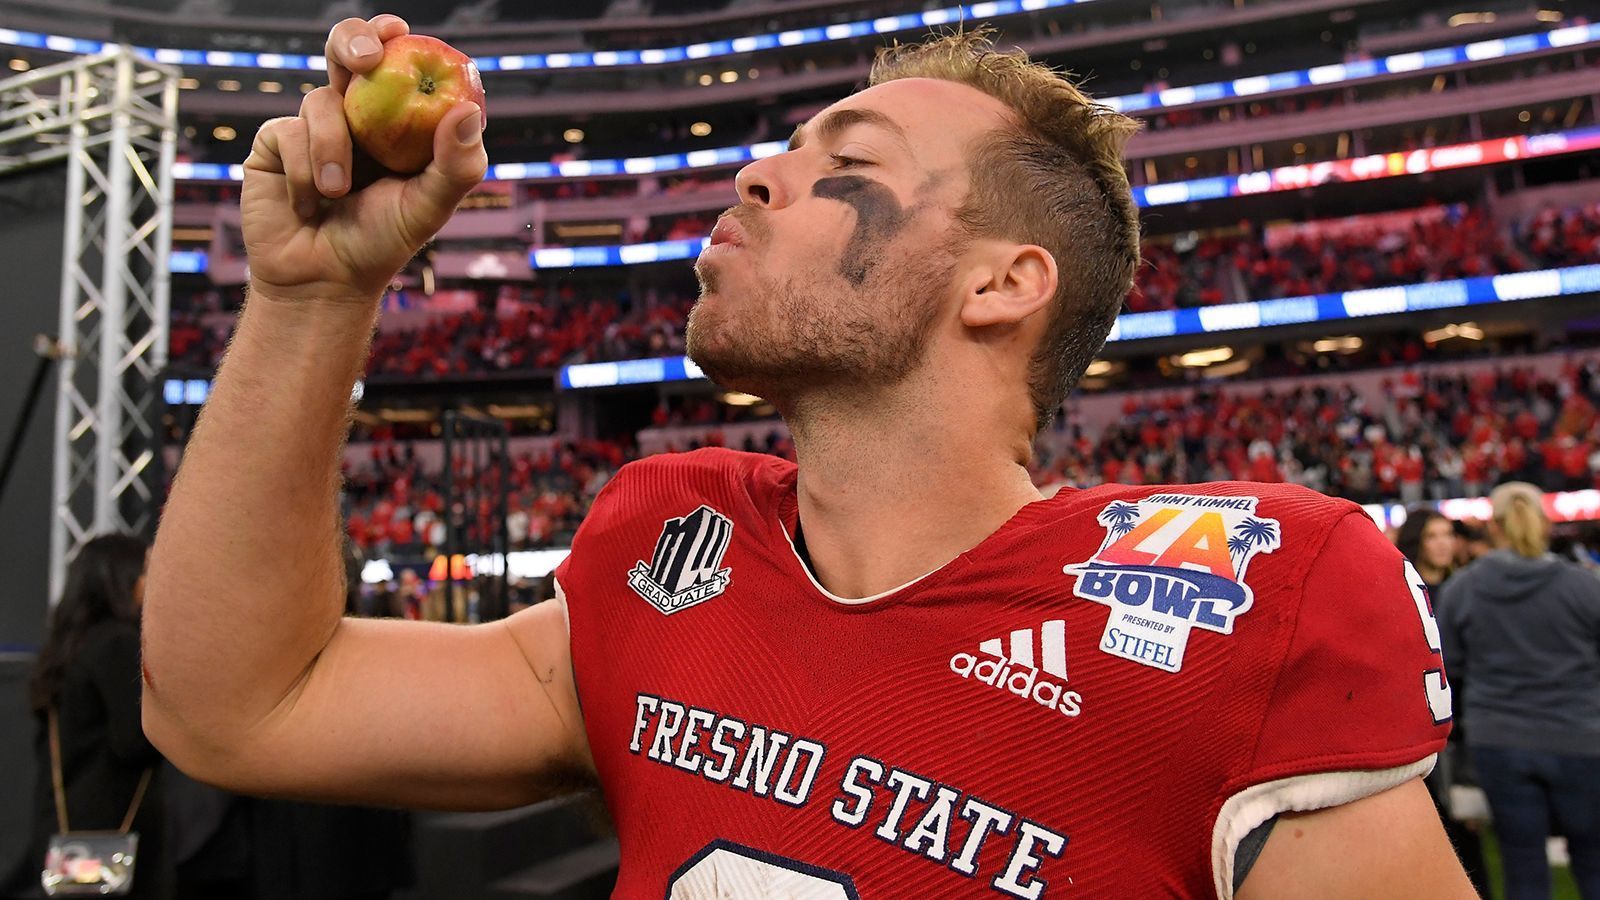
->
xmin=686 ymin=240 xmax=956 ymax=405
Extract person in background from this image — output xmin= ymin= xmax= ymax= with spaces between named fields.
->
xmin=10 ymin=535 xmax=173 ymax=899
xmin=168 ymin=548 xmax=417 ymax=900
xmin=1396 ymin=507 xmax=1491 ymax=897
xmin=1398 ymin=508 xmax=1459 ymax=591
xmin=244 ymin=549 xmax=416 ymax=900
xmin=1440 ymin=482 xmax=1600 ymax=900
xmin=1453 ymin=519 xmax=1493 ymax=568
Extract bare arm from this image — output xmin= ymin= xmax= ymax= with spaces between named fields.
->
xmin=142 ymin=14 xmax=591 ymax=810
xmin=1236 ymin=778 xmax=1475 ymax=900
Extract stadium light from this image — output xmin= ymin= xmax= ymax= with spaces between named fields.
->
xmin=161 ymin=24 xmax=1600 ymax=186
xmin=1311 ymin=336 xmax=1362 ymax=353
xmin=1174 ymin=347 xmax=1234 ymax=368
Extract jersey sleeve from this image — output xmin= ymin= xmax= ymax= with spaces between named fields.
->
xmin=1210 ymin=511 xmax=1453 ymax=898
xmin=1247 ymin=510 xmax=1453 ymax=777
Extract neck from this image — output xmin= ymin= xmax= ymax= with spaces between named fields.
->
xmin=781 ymin=380 xmax=1041 ymax=599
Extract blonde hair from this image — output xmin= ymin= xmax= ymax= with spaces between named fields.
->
xmin=869 ymin=29 xmax=1141 ymax=430
xmin=1491 ymin=482 xmax=1549 ymax=558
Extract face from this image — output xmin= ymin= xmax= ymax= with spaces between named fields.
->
xmin=1421 ymin=517 xmax=1455 ymax=571
xmin=687 ymin=78 xmax=1014 ymax=402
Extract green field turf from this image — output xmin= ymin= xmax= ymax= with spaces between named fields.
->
xmin=1478 ymin=830 xmax=1580 ymax=899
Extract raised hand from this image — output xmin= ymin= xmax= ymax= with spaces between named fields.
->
xmin=239 ymin=14 xmax=487 ymax=304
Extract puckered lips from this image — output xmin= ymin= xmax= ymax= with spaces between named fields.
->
xmin=708 ymin=216 xmax=747 ymax=249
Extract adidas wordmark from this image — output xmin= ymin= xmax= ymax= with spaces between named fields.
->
xmin=950 ymin=621 xmax=1083 ymax=717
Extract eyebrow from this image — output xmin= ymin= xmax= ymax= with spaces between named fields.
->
xmin=787 ymin=107 xmax=911 ymax=154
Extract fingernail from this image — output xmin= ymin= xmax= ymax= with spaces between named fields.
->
xmin=320 ymin=163 xmax=345 ymax=192
xmin=296 ymin=198 xmax=317 ymax=219
xmin=350 ymin=35 xmax=380 ymax=57
xmin=457 ymin=109 xmax=481 ymax=144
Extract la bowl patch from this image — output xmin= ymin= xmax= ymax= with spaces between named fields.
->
xmin=1064 ymin=494 xmax=1280 ymax=672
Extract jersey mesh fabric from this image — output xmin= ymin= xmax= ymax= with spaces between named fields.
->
xmin=555 ymin=448 xmax=1450 ymax=899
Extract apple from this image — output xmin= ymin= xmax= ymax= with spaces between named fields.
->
xmin=343 ymin=34 xmax=486 ymax=174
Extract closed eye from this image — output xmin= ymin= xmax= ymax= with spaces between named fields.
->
xmin=829 ymin=154 xmax=871 ymax=170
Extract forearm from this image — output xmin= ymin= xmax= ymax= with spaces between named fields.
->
xmin=144 ymin=286 xmax=377 ymax=752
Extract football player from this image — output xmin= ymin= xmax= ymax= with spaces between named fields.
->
xmin=143 ymin=14 xmax=1476 ymax=898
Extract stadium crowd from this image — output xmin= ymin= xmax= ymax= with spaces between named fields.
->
xmin=1034 ymin=359 xmax=1600 ymax=503
xmin=339 ymin=356 xmax=1600 ymax=555
xmin=1129 ymin=203 xmax=1539 ymax=312
xmin=342 ymin=438 xmax=629 ymax=554
xmin=170 ymin=201 xmax=1600 ymax=375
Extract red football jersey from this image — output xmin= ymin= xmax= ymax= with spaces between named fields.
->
xmin=556 ymin=449 xmax=1451 ymax=899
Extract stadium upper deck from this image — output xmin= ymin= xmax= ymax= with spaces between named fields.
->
xmin=3 ymin=0 xmax=1571 ymax=118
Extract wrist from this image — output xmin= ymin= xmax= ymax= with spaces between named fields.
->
xmin=233 ymin=281 xmax=382 ymax=367
xmin=245 ymin=278 xmax=386 ymax=312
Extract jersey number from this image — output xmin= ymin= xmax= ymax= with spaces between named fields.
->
xmin=667 ymin=840 xmax=860 ymax=900
xmin=1403 ymin=560 xmax=1453 ymax=725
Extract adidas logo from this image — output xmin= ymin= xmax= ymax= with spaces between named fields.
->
xmin=950 ymin=621 xmax=1083 ymax=718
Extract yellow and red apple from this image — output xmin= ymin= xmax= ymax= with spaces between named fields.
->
xmin=343 ymin=34 xmax=486 ymax=174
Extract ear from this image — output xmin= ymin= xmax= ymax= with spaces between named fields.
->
xmin=958 ymin=241 xmax=1058 ymax=329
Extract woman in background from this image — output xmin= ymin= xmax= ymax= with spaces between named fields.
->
xmin=1441 ymin=483 xmax=1600 ymax=900
xmin=1397 ymin=507 xmax=1458 ymax=591
xmin=14 ymin=534 xmax=172 ymax=899
xmin=1396 ymin=507 xmax=1491 ymax=897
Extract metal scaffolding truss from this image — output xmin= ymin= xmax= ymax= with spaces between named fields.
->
xmin=0 ymin=48 xmax=180 ymax=601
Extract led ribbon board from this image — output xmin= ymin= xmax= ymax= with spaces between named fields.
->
xmin=11 ymin=17 xmax=1594 ymax=75
xmin=162 ymin=24 xmax=1600 ymax=184
xmin=2 ymin=1 xmax=1099 ymax=72
xmin=170 ymin=124 xmax=1600 ymax=277
xmin=556 ymin=264 xmax=1600 ymax=387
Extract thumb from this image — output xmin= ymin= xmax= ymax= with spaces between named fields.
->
xmin=399 ymin=102 xmax=487 ymax=244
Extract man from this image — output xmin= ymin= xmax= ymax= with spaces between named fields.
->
xmin=142 ymin=15 xmax=1475 ymax=898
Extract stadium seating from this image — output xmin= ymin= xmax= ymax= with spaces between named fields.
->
xmin=336 ymin=351 xmax=1600 ymax=553
xmin=169 ymin=200 xmax=1600 ymax=374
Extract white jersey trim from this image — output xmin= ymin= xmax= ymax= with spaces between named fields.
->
xmin=1211 ymin=755 xmax=1436 ymax=900
xmin=777 ymin=516 xmax=940 ymax=606
xmin=553 ymin=575 xmax=572 ymax=641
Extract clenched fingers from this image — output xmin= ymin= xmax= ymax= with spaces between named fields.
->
xmin=245 ymin=117 xmax=319 ymax=219
xmin=300 ymin=87 xmax=351 ymax=198
xmin=324 ymin=14 xmax=409 ymax=94
xmin=244 ymin=115 xmax=295 ymax=179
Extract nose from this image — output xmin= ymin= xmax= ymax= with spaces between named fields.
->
xmin=734 ymin=153 xmax=790 ymax=209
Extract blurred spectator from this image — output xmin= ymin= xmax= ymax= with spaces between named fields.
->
xmin=1453 ymin=520 xmax=1492 ymax=568
xmin=1439 ymin=482 xmax=1600 ymax=900
xmin=1396 ymin=508 xmax=1458 ymax=591
xmin=1395 ymin=508 xmax=1491 ymax=897
xmin=163 ymin=547 xmax=416 ymax=900
xmin=5 ymin=535 xmax=173 ymax=900
xmin=242 ymin=799 xmax=413 ymax=900
xmin=166 ymin=767 xmax=251 ymax=899
xmin=242 ymin=548 xmax=415 ymax=900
